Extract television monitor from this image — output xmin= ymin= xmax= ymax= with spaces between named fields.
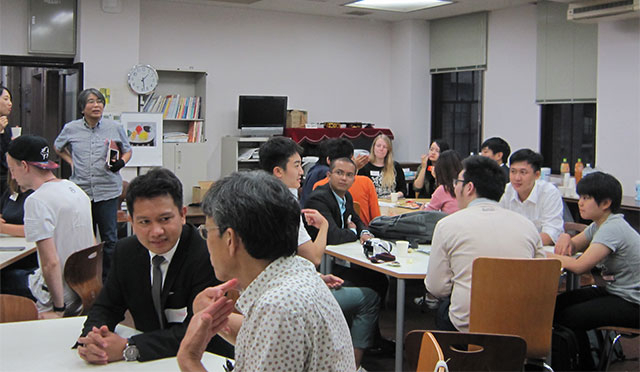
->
xmin=238 ymin=95 xmax=288 ymax=136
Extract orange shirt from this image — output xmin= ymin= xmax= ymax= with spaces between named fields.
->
xmin=313 ymin=175 xmax=381 ymax=226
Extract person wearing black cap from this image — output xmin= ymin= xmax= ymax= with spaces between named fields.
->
xmin=3 ymin=135 xmax=94 ymax=317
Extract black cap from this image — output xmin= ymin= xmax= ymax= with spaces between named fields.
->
xmin=7 ymin=135 xmax=59 ymax=170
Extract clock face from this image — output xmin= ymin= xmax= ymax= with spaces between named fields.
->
xmin=127 ymin=64 xmax=158 ymax=95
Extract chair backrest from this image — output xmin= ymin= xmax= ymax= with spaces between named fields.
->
xmin=405 ymin=330 xmax=446 ymax=372
xmin=564 ymin=222 xmax=587 ymax=237
xmin=0 ymin=294 xmax=38 ymax=323
xmin=63 ymin=242 xmax=104 ymax=315
xmin=430 ymin=330 xmax=527 ymax=371
xmin=469 ymin=257 xmax=562 ymax=359
xmin=353 ymin=201 xmax=362 ymax=219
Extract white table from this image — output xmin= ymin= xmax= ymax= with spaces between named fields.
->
xmin=324 ymin=241 xmax=430 ymax=372
xmin=0 ymin=235 xmax=36 ymax=269
xmin=0 ymin=316 xmax=229 ymax=371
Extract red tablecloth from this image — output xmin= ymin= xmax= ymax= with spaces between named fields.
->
xmin=284 ymin=128 xmax=394 ymax=144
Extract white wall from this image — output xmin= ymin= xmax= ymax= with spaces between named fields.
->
xmin=390 ymin=20 xmax=431 ymax=162
xmin=596 ymin=19 xmax=640 ymax=195
xmin=484 ymin=4 xmax=539 ymax=153
xmin=138 ymin=0 xmax=393 ymax=179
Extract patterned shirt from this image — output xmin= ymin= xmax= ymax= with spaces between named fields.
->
xmin=235 ymin=256 xmax=355 ymax=372
xmin=54 ymin=118 xmax=131 ymax=201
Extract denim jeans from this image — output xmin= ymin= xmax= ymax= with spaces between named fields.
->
xmin=91 ymin=197 xmax=119 ymax=280
xmin=332 ymin=286 xmax=380 ymax=349
xmin=435 ymin=297 xmax=458 ymax=332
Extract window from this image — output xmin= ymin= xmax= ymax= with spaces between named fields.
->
xmin=431 ymin=71 xmax=483 ymax=156
xmin=540 ymin=103 xmax=596 ymax=174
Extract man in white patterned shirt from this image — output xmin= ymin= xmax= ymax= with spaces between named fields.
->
xmin=177 ymin=171 xmax=355 ymax=372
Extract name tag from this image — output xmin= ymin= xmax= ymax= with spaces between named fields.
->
xmin=164 ymin=307 xmax=188 ymax=323
xmin=370 ymin=170 xmax=380 ymax=177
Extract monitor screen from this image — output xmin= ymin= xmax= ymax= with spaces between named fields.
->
xmin=238 ymin=95 xmax=288 ymax=129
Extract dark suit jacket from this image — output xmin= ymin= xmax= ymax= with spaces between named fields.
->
xmin=304 ymin=183 xmax=366 ymax=245
xmin=80 ymin=224 xmax=233 ymax=361
xmin=501 ymin=163 xmax=510 ymax=184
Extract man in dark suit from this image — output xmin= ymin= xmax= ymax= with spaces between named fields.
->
xmin=76 ymin=168 xmax=233 ymax=364
xmin=305 ymin=157 xmax=372 ymax=245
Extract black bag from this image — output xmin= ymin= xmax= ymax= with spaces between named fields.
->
xmin=551 ymin=324 xmax=581 ymax=371
xmin=368 ymin=210 xmax=447 ymax=245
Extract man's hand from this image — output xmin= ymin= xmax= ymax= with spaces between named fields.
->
xmin=177 ymin=296 xmax=235 ymax=372
xmin=193 ymin=278 xmax=238 ymax=314
xmin=109 ymin=159 xmax=125 ymax=173
xmin=354 ymin=154 xmax=369 ymax=170
xmin=301 ymin=209 xmax=327 ymax=230
xmin=320 ymin=274 xmax=343 ymax=289
xmin=360 ymin=233 xmax=372 ymax=244
xmin=554 ymin=233 xmax=573 ymax=256
xmin=77 ymin=326 xmax=127 ymax=365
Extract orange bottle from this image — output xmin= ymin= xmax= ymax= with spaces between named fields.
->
xmin=574 ymin=158 xmax=584 ymax=183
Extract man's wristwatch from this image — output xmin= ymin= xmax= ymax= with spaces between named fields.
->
xmin=360 ymin=229 xmax=372 ymax=238
xmin=123 ymin=340 xmax=140 ymax=362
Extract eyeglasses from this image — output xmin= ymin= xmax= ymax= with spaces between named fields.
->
xmin=86 ymin=99 xmax=105 ymax=105
xmin=197 ymin=224 xmax=219 ymax=240
xmin=453 ymin=179 xmax=468 ymax=187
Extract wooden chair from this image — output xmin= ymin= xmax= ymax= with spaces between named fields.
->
xmin=353 ymin=201 xmax=362 ymax=220
xmin=597 ymin=326 xmax=640 ymax=371
xmin=63 ymin=242 xmax=104 ymax=316
xmin=563 ymin=221 xmax=587 ymax=236
xmin=406 ymin=330 xmax=528 ymax=371
xmin=405 ymin=330 xmax=446 ymax=372
xmin=0 ymin=294 xmax=38 ymax=323
xmin=469 ymin=257 xmax=562 ymax=371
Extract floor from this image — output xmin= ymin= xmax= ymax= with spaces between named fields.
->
xmin=360 ymin=278 xmax=639 ymax=372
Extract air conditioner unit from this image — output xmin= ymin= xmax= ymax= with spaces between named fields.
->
xmin=568 ymin=0 xmax=640 ymax=23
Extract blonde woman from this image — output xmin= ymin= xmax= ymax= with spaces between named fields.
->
xmin=360 ymin=134 xmax=406 ymax=198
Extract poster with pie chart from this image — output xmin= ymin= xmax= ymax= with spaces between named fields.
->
xmin=120 ymin=112 xmax=163 ymax=167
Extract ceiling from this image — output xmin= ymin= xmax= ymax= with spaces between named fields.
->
xmin=171 ymin=0 xmax=553 ymax=22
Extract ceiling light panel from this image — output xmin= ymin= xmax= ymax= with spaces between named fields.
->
xmin=344 ymin=0 xmax=453 ymax=13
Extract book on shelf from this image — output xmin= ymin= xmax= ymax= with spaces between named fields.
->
xmin=187 ymin=121 xmax=203 ymax=143
xmin=142 ymin=94 xmax=202 ymax=120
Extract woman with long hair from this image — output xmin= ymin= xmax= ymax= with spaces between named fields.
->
xmin=0 ymin=171 xmax=33 ymax=237
xmin=0 ymin=86 xmax=14 ymax=196
xmin=413 ymin=139 xmax=450 ymax=198
xmin=422 ymin=149 xmax=462 ymax=214
xmin=360 ymin=134 xmax=406 ymax=197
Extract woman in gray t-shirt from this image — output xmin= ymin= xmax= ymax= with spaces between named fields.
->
xmin=550 ymin=172 xmax=640 ymax=370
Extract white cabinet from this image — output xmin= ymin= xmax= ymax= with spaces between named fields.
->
xmin=163 ymin=142 xmax=210 ymax=205
xmin=221 ymin=136 xmax=270 ymax=177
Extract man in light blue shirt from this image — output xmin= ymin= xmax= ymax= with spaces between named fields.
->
xmin=54 ymin=88 xmax=132 ymax=280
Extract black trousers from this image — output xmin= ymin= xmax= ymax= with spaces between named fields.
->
xmin=554 ymin=286 xmax=640 ymax=370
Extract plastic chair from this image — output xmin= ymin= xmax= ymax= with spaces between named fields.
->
xmin=597 ymin=326 xmax=640 ymax=371
xmin=469 ymin=257 xmax=562 ymax=371
xmin=0 ymin=294 xmax=38 ymax=323
xmin=63 ymin=242 xmax=104 ymax=315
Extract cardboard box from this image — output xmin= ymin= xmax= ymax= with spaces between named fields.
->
xmin=192 ymin=181 xmax=214 ymax=204
xmin=286 ymin=110 xmax=308 ymax=128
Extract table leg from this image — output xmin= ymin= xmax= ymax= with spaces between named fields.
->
xmin=395 ymin=278 xmax=405 ymax=372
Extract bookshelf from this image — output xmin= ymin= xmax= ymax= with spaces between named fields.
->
xmin=143 ymin=69 xmax=207 ymax=143
xmin=221 ymin=136 xmax=270 ymax=177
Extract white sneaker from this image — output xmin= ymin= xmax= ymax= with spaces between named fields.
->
xmin=414 ymin=294 xmax=439 ymax=309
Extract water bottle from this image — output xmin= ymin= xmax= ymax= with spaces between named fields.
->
xmin=583 ymin=163 xmax=593 ymax=178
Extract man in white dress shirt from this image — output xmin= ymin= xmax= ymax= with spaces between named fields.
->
xmin=177 ymin=171 xmax=355 ymax=372
xmin=499 ymin=149 xmax=564 ymax=245
xmin=426 ymin=156 xmax=544 ymax=332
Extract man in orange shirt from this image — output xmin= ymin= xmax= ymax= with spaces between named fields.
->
xmin=313 ymin=175 xmax=380 ymax=226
